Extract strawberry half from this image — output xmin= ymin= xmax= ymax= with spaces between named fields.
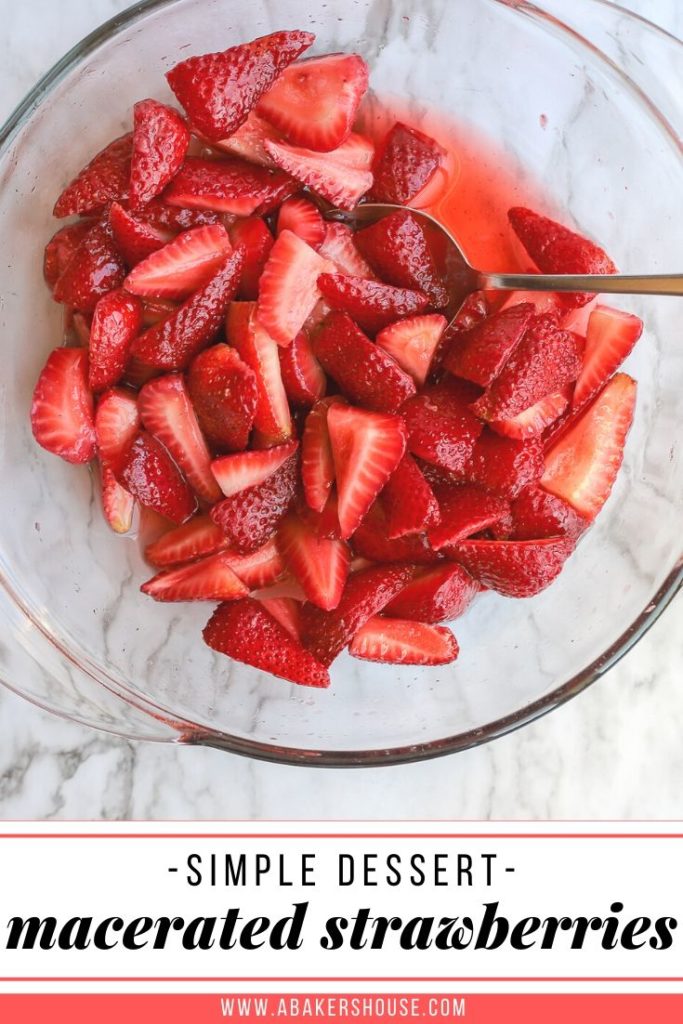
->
xmin=402 ymin=377 xmax=483 ymax=473
xmin=130 ymin=99 xmax=190 ymax=209
xmin=31 ymin=348 xmax=96 ymax=464
xmin=376 ymin=314 xmax=446 ymax=387
xmin=214 ymin=111 xmax=282 ymax=167
xmin=53 ymin=133 xmax=132 ymax=217
xmin=211 ymin=439 xmax=299 ymax=497
xmin=210 ymin=449 xmax=299 ymax=552
xmin=166 ymin=30 xmax=315 ymax=142
xmin=371 ymin=122 xmax=445 ymax=205
xmin=258 ymin=53 xmax=369 ymax=152
xmin=223 ymin=537 xmax=285 ymax=589
xmin=277 ymin=515 xmax=350 ymax=610
xmin=94 ymin=387 xmax=140 ymax=470
xmin=89 ymin=289 xmax=143 ymax=391
xmin=279 ymin=330 xmax=326 ymax=406
xmin=317 ymin=273 xmax=429 ymax=336
xmin=100 ymin=462 xmax=135 ymax=534
xmin=43 ymin=220 xmax=94 ymax=289
xmin=381 ymin=454 xmax=440 ymax=539
xmin=385 ymin=563 xmax=478 ymax=623
xmin=541 ymin=372 xmax=637 ymax=521
xmin=354 ymin=209 xmax=448 ymax=308
xmin=505 ymin=485 xmax=588 ymax=542
xmin=572 ymin=305 xmax=643 ymax=410
xmin=318 ymin=223 xmax=374 ymax=278
xmin=427 ymin=484 xmax=510 ymax=550
xmin=349 ymin=616 xmax=458 ymax=666
xmin=118 ymin=430 xmax=197 ymax=524
xmin=124 ymin=224 xmax=232 ymax=299
xmin=276 ymin=196 xmax=325 ymax=248
xmin=466 ymin=430 xmax=544 ymax=499
xmin=53 ymin=221 xmax=126 ymax=313
xmin=490 ymin=388 xmax=570 ymax=440
xmin=226 ymin=301 xmax=292 ymax=445
xmin=265 ymin=135 xmax=374 ymax=211
xmin=142 ymin=550 xmax=249 ymax=602
xmin=444 ymin=302 xmax=534 ymax=387
xmin=229 ymin=217 xmax=274 ymax=300
xmin=327 ymin=402 xmax=407 ymax=540
xmin=203 ymin=598 xmax=329 ymax=688
xmin=352 ymin=502 xmax=439 ymax=565
xmin=109 ymin=202 xmax=170 ymax=267
xmin=451 ymin=536 xmax=575 ymax=598
xmin=163 ymin=156 xmax=297 ymax=216
xmin=145 ymin=513 xmax=230 ymax=567
xmin=256 ymin=229 xmax=334 ymax=346
xmin=187 ymin=343 xmax=258 ymax=451
xmin=301 ymin=396 xmax=342 ymax=513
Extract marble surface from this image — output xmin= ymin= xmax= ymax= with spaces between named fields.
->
xmin=0 ymin=0 xmax=681 ymax=820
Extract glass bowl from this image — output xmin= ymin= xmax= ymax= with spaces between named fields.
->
xmin=0 ymin=0 xmax=681 ymax=766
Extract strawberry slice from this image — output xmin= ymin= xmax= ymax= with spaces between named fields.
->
xmin=31 ymin=348 xmax=96 ymax=464
xmin=277 ymin=515 xmax=350 ymax=610
xmin=349 ymin=616 xmax=458 ymax=665
xmin=279 ymin=330 xmax=326 ymax=406
xmin=109 ymin=202 xmax=171 ymax=266
xmin=211 ymin=439 xmax=299 ymax=497
xmin=43 ymin=220 xmax=94 ymax=289
xmin=89 ymin=289 xmax=143 ymax=391
xmin=210 ymin=449 xmax=299 ymax=552
xmin=317 ymin=274 xmax=429 ymax=336
xmin=318 ymin=223 xmax=375 ymax=278
xmin=226 ymin=302 xmax=292 ymax=445
xmin=541 ymin=373 xmax=637 ymax=521
xmin=138 ymin=374 xmax=222 ymax=503
xmin=376 ymin=314 xmax=446 ymax=387
xmin=203 ymin=598 xmax=329 ymax=688
xmin=402 ymin=377 xmax=483 ymax=473
xmin=572 ymin=305 xmax=643 ymax=410
xmin=223 ymin=537 xmax=285 ymax=589
xmin=371 ymin=122 xmax=445 ymax=205
xmin=166 ymin=31 xmax=315 ymax=142
xmin=257 ymin=596 xmax=302 ymax=639
xmin=352 ymin=502 xmax=439 ymax=565
xmin=327 ymin=402 xmax=407 ymax=540
xmin=427 ymin=485 xmax=510 ymax=550
xmin=142 ymin=550 xmax=249 ymax=602
xmin=505 ymin=485 xmax=588 ymax=542
xmin=385 ymin=563 xmax=478 ymax=623
xmin=130 ymin=99 xmax=190 ymax=209
xmin=354 ymin=210 xmax=448 ymax=308
xmin=163 ymin=156 xmax=298 ymax=216
xmin=444 ymin=302 xmax=534 ymax=387
xmin=258 ymin=53 xmax=369 ymax=152
xmin=132 ymin=247 xmax=244 ymax=369
xmin=53 ymin=221 xmax=126 ymax=312
xmin=186 ymin=343 xmax=257 ymax=451
xmin=145 ymin=513 xmax=230 ymax=567
xmin=301 ymin=396 xmax=342 ymax=513
xmin=53 ymin=133 xmax=132 ymax=217
xmin=256 ymin=229 xmax=334 ymax=346
xmin=451 ymin=536 xmax=575 ymax=597
xmin=118 ymin=430 xmax=197 ymax=524
xmin=100 ymin=462 xmax=135 ymax=533
xmin=214 ymin=111 xmax=282 ymax=167
xmin=229 ymin=216 xmax=274 ymax=300
xmin=276 ymin=197 xmax=325 ymax=248
xmin=466 ymin=430 xmax=544 ymax=499
xmin=124 ymin=224 xmax=232 ymax=300
xmin=381 ymin=454 xmax=440 ymax=539
xmin=265 ymin=135 xmax=374 ymax=211
xmin=508 ymin=206 xmax=617 ymax=307
xmin=94 ymin=387 xmax=140 ymax=469
xmin=490 ymin=388 xmax=570 ymax=440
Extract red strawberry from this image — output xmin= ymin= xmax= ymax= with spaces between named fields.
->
xmin=381 ymin=454 xmax=440 ymax=539
xmin=224 ymin=537 xmax=285 ymax=589
xmin=277 ymin=515 xmax=350 ymax=610
xmin=100 ymin=462 xmax=135 ymax=533
xmin=166 ymin=31 xmax=314 ymax=142
xmin=109 ymin=202 xmax=171 ymax=266
xmin=214 ymin=111 xmax=282 ymax=167
xmin=451 ymin=536 xmax=575 ymax=597
xmin=226 ymin=302 xmax=292 ymax=445
xmin=163 ymin=156 xmax=297 ymax=216
xmin=352 ymin=502 xmax=439 ymax=565
xmin=349 ymin=616 xmax=458 ymax=665
xmin=118 ymin=430 xmax=197 ymax=524
xmin=265 ymin=135 xmax=374 ymax=211
xmin=130 ymin=99 xmax=189 ymax=210
xmin=508 ymin=206 xmax=617 ymax=307
xmin=141 ymin=549 xmax=249 ymax=602
xmin=376 ymin=314 xmax=446 ymax=387
xmin=402 ymin=377 xmax=483 ymax=473
xmin=354 ymin=210 xmax=448 ymax=308
xmin=53 ymin=133 xmax=132 ymax=217
xmin=300 ymin=562 xmax=415 ymax=666
xmin=94 ymin=387 xmax=140 ymax=469
xmin=318 ymin=223 xmax=374 ymax=278
xmin=124 ymin=224 xmax=232 ymax=299
xmin=444 ymin=302 xmax=534 ymax=387
xmin=229 ymin=216 xmax=274 ymax=299
xmin=279 ymin=331 xmax=326 ymax=406
xmin=466 ymin=430 xmax=544 ymax=499
xmin=31 ymin=348 xmax=96 ymax=464
xmin=210 ymin=449 xmax=299 ymax=552
xmin=203 ymin=598 xmax=329 ymax=688
xmin=145 ymin=513 xmax=230 ymax=567
xmin=257 ymin=596 xmax=302 ymax=638
xmin=53 ymin=221 xmax=126 ymax=312
xmin=255 ymin=229 xmax=334 ymax=347
xmin=301 ymin=396 xmax=342 ymax=513
xmin=276 ymin=197 xmax=325 ymax=248
xmin=89 ymin=289 xmax=143 ymax=391
xmin=328 ymin=402 xmax=407 ymax=540
xmin=490 ymin=388 xmax=570 ymax=440
xmin=258 ymin=53 xmax=368 ymax=152
xmin=43 ymin=220 xmax=94 ymax=289
xmin=250 ymin=575 xmax=306 ymax=601
xmin=427 ymin=485 xmax=510 ymax=550
xmin=573 ymin=305 xmax=643 ymax=409
xmin=132 ymin=247 xmax=244 ymax=369
xmin=317 ymin=273 xmax=429 ymax=336
xmin=186 ymin=343 xmax=257 ymax=451
xmin=211 ymin=440 xmax=299 ymax=497
xmin=505 ymin=485 xmax=588 ymax=542
xmin=371 ymin=122 xmax=445 ymax=205
xmin=385 ymin=563 xmax=478 ymax=623
xmin=541 ymin=373 xmax=636 ymax=521
xmin=141 ymin=200 xmax=221 ymax=231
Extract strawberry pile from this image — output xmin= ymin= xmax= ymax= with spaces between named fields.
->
xmin=32 ymin=31 xmax=642 ymax=689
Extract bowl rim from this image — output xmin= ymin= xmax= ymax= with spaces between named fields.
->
xmin=1 ymin=0 xmax=681 ymax=767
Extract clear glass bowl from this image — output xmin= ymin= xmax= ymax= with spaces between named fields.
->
xmin=0 ymin=0 xmax=681 ymax=766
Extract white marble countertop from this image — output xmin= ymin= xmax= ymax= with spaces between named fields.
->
xmin=0 ymin=0 xmax=680 ymax=820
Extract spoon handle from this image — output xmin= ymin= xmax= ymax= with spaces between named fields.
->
xmin=479 ymin=271 xmax=683 ymax=297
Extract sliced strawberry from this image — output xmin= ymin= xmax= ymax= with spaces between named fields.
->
xmin=43 ymin=220 xmax=94 ymax=289
xmin=163 ymin=156 xmax=297 ymax=216
xmin=224 ymin=537 xmax=285 ymax=589
xmin=203 ymin=598 xmax=329 ymax=688
xmin=89 ymin=289 xmax=143 ymax=391
xmin=313 ymin=490 xmax=341 ymax=539
xmin=279 ymin=330 xmax=326 ymax=406
xmin=214 ymin=111 xmax=282 ymax=167
xmin=444 ymin=302 xmax=534 ymax=387
xmin=354 ymin=210 xmax=448 ymax=307
xmin=371 ymin=122 xmax=445 ymax=205
xmin=376 ymin=314 xmax=446 ymax=387
xmin=229 ymin=216 xmax=274 ymax=299
xmin=327 ymin=402 xmax=407 ymax=540
xmin=100 ymin=462 xmax=135 ymax=534
xmin=258 ymin=53 xmax=368 ymax=152
xmin=130 ymin=99 xmax=190 ymax=209
xmin=466 ymin=430 xmax=544 ymax=499
xmin=109 ymin=202 xmax=171 ymax=266
xmin=210 ymin=449 xmax=299 ymax=552
xmin=381 ymin=454 xmax=440 ymax=539
xmin=573 ymin=305 xmax=643 ymax=409
xmin=318 ymin=222 xmax=374 ymax=278
xmin=257 ymin=596 xmax=302 ymax=639
xmin=508 ymin=206 xmax=617 ymax=307
xmin=142 ymin=550 xmax=249 ymax=602
xmin=138 ymin=375 xmax=221 ymax=503
xmin=94 ymin=387 xmax=140 ymax=469
xmin=451 ymin=536 xmax=575 ymax=597
xmin=317 ymin=274 xmax=429 ymax=336
xmin=145 ymin=513 xmax=230 ymax=567
xmin=301 ymin=396 xmax=342 ymax=513
xmin=187 ymin=343 xmax=257 ymax=451
xmin=541 ymin=372 xmax=637 ymax=521
xmin=53 ymin=133 xmax=132 ymax=217
xmin=166 ymin=31 xmax=314 ymax=142
xmin=124 ymin=224 xmax=232 ymax=299
xmin=142 ymin=200 xmax=221 ymax=231
xmin=250 ymin=575 xmax=306 ymax=601
xmin=427 ymin=485 xmax=510 ymax=550
xmin=53 ymin=221 xmax=126 ymax=312
xmin=402 ymin=377 xmax=483 ymax=473
xmin=490 ymin=388 xmax=570 ymax=440
xmin=276 ymin=196 xmax=325 ymax=248
xmin=31 ymin=348 xmax=96 ymax=464
xmin=118 ymin=430 xmax=197 ymax=524
xmin=352 ymin=502 xmax=439 ymax=565
xmin=211 ymin=439 xmax=299 ymax=497
xmin=264 ymin=135 xmax=374 ymax=211
xmin=385 ymin=563 xmax=478 ymax=623
xmin=300 ymin=562 xmax=415 ymax=666
xmin=256 ymin=229 xmax=334 ymax=347
xmin=350 ymin=616 xmax=458 ymax=666
xmin=226 ymin=301 xmax=292 ymax=445
xmin=505 ymin=485 xmax=588 ymax=542
xmin=277 ymin=515 xmax=350 ymax=610
xmin=132 ymin=247 xmax=243 ymax=369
